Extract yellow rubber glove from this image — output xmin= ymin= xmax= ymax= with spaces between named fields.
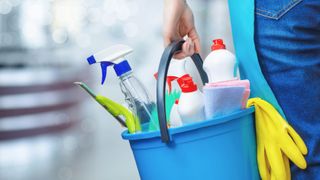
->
xmin=254 ymin=105 xmax=289 ymax=180
xmin=247 ymin=98 xmax=308 ymax=180
xmin=270 ymin=153 xmax=291 ymax=180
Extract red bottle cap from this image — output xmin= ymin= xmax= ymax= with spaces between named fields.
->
xmin=153 ymin=72 xmax=158 ymax=79
xmin=177 ymin=74 xmax=197 ymax=92
xmin=211 ymin=39 xmax=226 ymax=51
xmin=154 ymin=72 xmax=178 ymax=93
xmin=166 ymin=76 xmax=178 ymax=93
xmin=180 ymin=82 xmax=197 ymax=93
xmin=177 ymin=74 xmax=192 ymax=87
xmin=175 ymin=99 xmax=179 ymax=104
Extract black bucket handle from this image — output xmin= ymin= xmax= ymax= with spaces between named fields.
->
xmin=156 ymin=40 xmax=208 ymax=143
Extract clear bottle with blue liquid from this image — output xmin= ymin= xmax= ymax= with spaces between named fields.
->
xmin=114 ymin=60 xmax=155 ymax=125
xmin=87 ymin=45 xmax=155 ymax=128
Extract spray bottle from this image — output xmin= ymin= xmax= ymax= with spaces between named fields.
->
xmin=87 ymin=45 xmax=155 ymax=126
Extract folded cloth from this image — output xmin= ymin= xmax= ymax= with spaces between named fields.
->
xmin=206 ymin=79 xmax=250 ymax=109
xmin=242 ymin=89 xmax=251 ymax=109
xmin=203 ymin=86 xmax=245 ymax=119
xmin=205 ymin=79 xmax=250 ymax=89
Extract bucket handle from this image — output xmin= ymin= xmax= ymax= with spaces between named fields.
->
xmin=156 ymin=40 xmax=208 ymax=143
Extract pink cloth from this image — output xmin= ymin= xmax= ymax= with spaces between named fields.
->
xmin=242 ymin=89 xmax=250 ymax=108
xmin=205 ymin=79 xmax=250 ymax=89
xmin=205 ymin=79 xmax=250 ymax=109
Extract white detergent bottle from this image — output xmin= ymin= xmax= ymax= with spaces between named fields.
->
xmin=169 ymin=99 xmax=183 ymax=128
xmin=154 ymin=58 xmax=188 ymax=93
xmin=168 ymin=58 xmax=187 ymax=77
xmin=203 ymin=39 xmax=238 ymax=83
xmin=177 ymin=75 xmax=205 ymax=124
xmin=168 ymin=58 xmax=188 ymax=92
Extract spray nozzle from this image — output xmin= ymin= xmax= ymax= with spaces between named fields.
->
xmin=86 ymin=44 xmax=133 ymax=85
xmin=100 ymin=62 xmax=114 ymax=84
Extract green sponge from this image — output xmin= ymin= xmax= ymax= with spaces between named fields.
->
xmin=148 ymin=90 xmax=181 ymax=131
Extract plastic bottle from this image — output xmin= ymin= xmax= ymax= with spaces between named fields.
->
xmin=114 ymin=60 xmax=155 ymax=124
xmin=203 ymin=39 xmax=238 ymax=83
xmin=168 ymin=58 xmax=187 ymax=77
xmin=87 ymin=44 xmax=133 ymax=85
xmin=87 ymin=45 xmax=155 ymax=126
xmin=177 ymin=75 xmax=205 ymax=124
xmin=169 ymin=99 xmax=183 ymax=128
xmin=168 ymin=58 xmax=188 ymax=92
xmin=154 ymin=58 xmax=187 ymax=93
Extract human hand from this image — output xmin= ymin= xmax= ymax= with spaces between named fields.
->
xmin=163 ymin=0 xmax=200 ymax=59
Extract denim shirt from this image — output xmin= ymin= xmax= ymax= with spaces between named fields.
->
xmin=254 ymin=0 xmax=320 ymax=179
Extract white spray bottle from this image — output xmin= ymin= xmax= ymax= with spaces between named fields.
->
xmin=87 ymin=44 xmax=133 ymax=84
xmin=87 ymin=45 xmax=155 ymax=125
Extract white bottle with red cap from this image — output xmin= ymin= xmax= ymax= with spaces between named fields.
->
xmin=154 ymin=58 xmax=188 ymax=93
xmin=203 ymin=39 xmax=238 ymax=83
xmin=177 ymin=75 xmax=205 ymax=124
xmin=169 ymin=99 xmax=183 ymax=128
xmin=168 ymin=58 xmax=187 ymax=77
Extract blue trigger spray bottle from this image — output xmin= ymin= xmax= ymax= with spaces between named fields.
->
xmin=87 ymin=45 xmax=155 ymax=126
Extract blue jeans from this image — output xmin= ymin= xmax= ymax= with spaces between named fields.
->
xmin=255 ymin=0 xmax=320 ymax=179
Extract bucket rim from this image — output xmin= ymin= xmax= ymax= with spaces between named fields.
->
xmin=122 ymin=107 xmax=254 ymax=141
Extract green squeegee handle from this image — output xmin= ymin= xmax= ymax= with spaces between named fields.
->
xmin=156 ymin=40 xmax=208 ymax=143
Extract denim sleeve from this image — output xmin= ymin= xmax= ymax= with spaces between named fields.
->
xmin=254 ymin=0 xmax=320 ymax=179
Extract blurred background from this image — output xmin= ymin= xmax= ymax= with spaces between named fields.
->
xmin=0 ymin=0 xmax=233 ymax=179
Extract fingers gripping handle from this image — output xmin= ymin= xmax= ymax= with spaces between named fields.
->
xmin=156 ymin=40 xmax=208 ymax=143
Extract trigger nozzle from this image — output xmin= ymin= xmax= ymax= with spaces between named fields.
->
xmin=100 ymin=62 xmax=114 ymax=85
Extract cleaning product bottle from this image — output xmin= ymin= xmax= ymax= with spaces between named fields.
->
xmin=168 ymin=58 xmax=188 ymax=92
xmin=154 ymin=58 xmax=187 ymax=93
xmin=87 ymin=44 xmax=133 ymax=85
xmin=87 ymin=45 xmax=155 ymax=125
xmin=169 ymin=99 xmax=183 ymax=128
xmin=203 ymin=39 xmax=238 ymax=83
xmin=168 ymin=58 xmax=187 ymax=77
xmin=114 ymin=61 xmax=155 ymax=124
xmin=177 ymin=75 xmax=205 ymax=124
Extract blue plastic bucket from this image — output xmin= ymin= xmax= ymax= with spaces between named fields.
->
xmin=122 ymin=108 xmax=258 ymax=180
xmin=122 ymin=41 xmax=259 ymax=179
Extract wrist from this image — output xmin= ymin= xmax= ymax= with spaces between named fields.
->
xmin=165 ymin=0 xmax=187 ymax=7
